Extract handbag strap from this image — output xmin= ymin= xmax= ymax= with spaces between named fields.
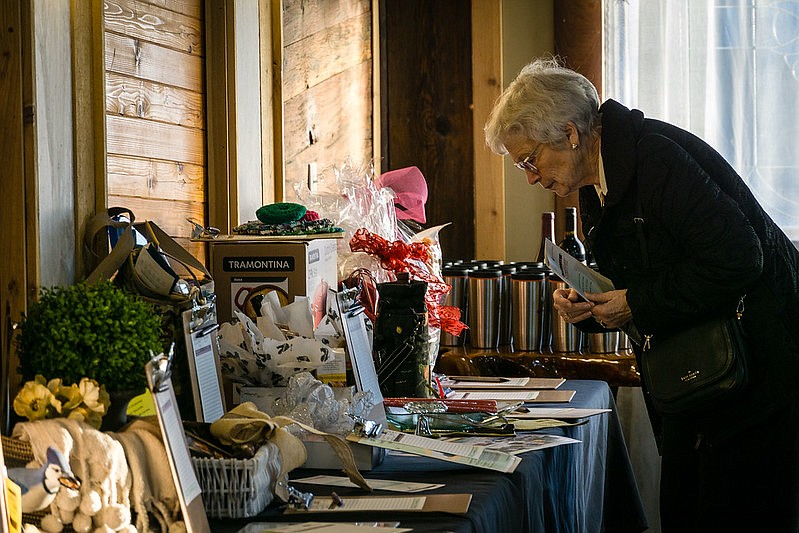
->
xmin=630 ymin=163 xmax=745 ymax=349
xmin=85 ymin=208 xmax=211 ymax=284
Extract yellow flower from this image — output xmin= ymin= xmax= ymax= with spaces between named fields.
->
xmin=13 ymin=380 xmax=62 ymax=421
xmin=67 ymin=405 xmax=103 ymax=429
xmin=47 ymin=378 xmax=83 ymax=412
xmin=79 ymin=378 xmax=110 ymax=415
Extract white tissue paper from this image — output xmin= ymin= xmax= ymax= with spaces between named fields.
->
xmin=217 ymin=294 xmax=346 ymax=388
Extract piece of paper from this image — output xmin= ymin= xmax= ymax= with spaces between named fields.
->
xmin=523 ymin=389 xmax=577 ymax=403
xmin=333 ymin=290 xmax=384 ymax=405
xmin=239 ymin=524 xmax=411 ymax=533
xmin=444 ymin=377 xmax=530 ymax=387
xmin=284 ymin=494 xmax=472 ymax=515
xmin=446 ymin=433 xmax=581 ymax=454
xmin=153 ymin=387 xmax=203 ymax=505
xmin=190 ymin=328 xmax=225 ymax=422
xmin=306 ymin=496 xmax=426 ymax=512
xmin=544 ymin=238 xmax=614 ymax=299
xmin=442 ymin=377 xmax=566 ymax=390
xmin=507 ymin=407 xmax=611 ymax=419
xmin=446 ymin=391 xmax=539 ymax=401
xmin=146 ymin=358 xmax=210 ymax=532
xmin=293 ymin=475 xmax=444 ymax=493
xmin=182 ymin=307 xmax=225 ymax=423
xmin=348 ymin=429 xmax=521 ymax=473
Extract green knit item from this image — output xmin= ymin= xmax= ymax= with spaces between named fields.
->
xmin=256 ymin=202 xmax=307 ymax=224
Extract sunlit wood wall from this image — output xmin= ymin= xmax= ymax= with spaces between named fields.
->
xmin=103 ymin=0 xmax=207 ymax=262
xmin=281 ymin=0 xmax=374 ymax=202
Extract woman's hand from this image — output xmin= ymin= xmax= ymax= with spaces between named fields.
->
xmin=552 ymin=288 xmax=594 ymax=323
xmin=584 ymin=289 xmax=632 ymax=329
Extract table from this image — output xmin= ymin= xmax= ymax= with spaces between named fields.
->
xmin=436 ymin=346 xmax=641 ymax=387
xmin=212 ymin=380 xmax=647 ymax=533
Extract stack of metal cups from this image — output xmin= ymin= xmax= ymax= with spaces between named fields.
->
xmin=510 ymin=268 xmax=546 ymax=351
xmin=467 ymin=267 xmax=503 ymax=349
xmin=498 ymin=264 xmax=517 ymax=346
xmin=549 ymin=275 xmax=581 ymax=352
xmin=440 ymin=265 xmax=471 ymax=346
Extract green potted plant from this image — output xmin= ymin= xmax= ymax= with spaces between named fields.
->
xmin=16 ymin=280 xmax=165 ymax=428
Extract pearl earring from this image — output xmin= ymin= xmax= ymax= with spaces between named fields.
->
xmin=571 ymin=143 xmax=578 ymax=150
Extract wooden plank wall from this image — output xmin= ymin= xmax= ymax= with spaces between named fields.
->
xmin=281 ymin=0 xmax=373 ymax=202
xmin=0 ymin=0 xmax=29 ymax=423
xmin=103 ymin=0 xmax=207 ymax=263
xmin=380 ymin=0 xmax=475 ymax=261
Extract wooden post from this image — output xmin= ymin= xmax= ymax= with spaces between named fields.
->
xmin=553 ymin=0 xmax=602 ymax=243
xmin=0 ymin=0 xmax=28 ymax=431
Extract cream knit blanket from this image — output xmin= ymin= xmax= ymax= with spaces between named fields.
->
xmin=12 ymin=418 xmax=184 ymax=533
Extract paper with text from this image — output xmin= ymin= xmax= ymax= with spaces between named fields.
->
xmin=446 ymin=390 xmax=539 ymax=401
xmin=544 ymin=238 xmax=614 ymax=299
xmin=348 ymin=429 xmax=521 ymax=473
xmin=293 ymin=475 xmax=443 ymax=493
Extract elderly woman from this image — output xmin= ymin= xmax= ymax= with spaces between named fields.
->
xmin=484 ymin=57 xmax=799 ymax=532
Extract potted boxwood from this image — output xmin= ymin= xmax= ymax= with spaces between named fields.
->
xmin=16 ymin=280 xmax=165 ymax=428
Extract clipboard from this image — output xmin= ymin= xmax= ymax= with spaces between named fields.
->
xmin=181 ymin=301 xmax=226 ymax=422
xmin=332 ymin=289 xmax=386 ymax=427
xmin=146 ymin=352 xmax=210 ymax=533
xmin=285 ymin=493 xmax=472 ymax=515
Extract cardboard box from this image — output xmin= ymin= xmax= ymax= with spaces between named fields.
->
xmin=209 ymin=237 xmax=338 ymax=324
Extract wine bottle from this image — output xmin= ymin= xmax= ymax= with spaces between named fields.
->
xmin=535 ymin=212 xmax=555 ymax=262
xmin=559 ymin=207 xmax=586 ymax=264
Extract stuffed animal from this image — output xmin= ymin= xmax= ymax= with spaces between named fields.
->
xmin=7 ymin=446 xmax=80 ymax=512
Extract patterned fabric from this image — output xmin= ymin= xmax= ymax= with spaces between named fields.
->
xmin=232 ymin=218 xmax=343 ymax=236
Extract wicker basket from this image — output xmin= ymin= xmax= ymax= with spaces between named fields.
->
xmin=192 ymin=440 xmax=281 ymax=519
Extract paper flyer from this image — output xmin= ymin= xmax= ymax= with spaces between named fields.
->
xmin=543 ymin=238 xmax=614 ymax=299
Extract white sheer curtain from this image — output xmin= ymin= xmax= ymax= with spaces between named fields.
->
xmin=604 ymin=0 xmax=799 ymax=244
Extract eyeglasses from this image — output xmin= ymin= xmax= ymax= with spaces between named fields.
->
xmin=514 ymin=144 xmax=543 ymax=174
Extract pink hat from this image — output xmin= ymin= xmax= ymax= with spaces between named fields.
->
xmin=375 ymin=166 xmax=428 ymax=224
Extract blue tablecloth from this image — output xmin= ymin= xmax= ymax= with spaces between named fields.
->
xmin=215 ymin=380 xmax=647 ymax=533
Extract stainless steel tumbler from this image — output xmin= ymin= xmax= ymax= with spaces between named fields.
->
xmin=550 ymin=276 xmax=581 ymax=353
xmin=467 ymin=268 xmax=502 ymax=349
xmin=498 ymin=264 xmax=517 ymax=346
xmin=589 ymin=330 xmax=620 ymax=353
xmin=440 ymin=265 xmax=470 ymax=346
xmin=511 ymin=269 xmax=545 ymax=351
xmin=618 ymin=332 xmax=633 ymax=353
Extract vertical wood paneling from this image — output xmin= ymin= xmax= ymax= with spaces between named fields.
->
xmin=0 ymin=0 xmax=29 ymax=416
xmin=35 ymin=0 xmax=77 ymax=288
xmin=382 ymin=0 xmax=474 ymax=261
xmin=472 ymin=0 xmax=504 ymax=260
xmin=73 ymin=0 xmax=107 ymax=279
xmin=553 ymin=0 xmax=602 ymax=242
xmin=205 ymin=0 xmax=232 ymax=232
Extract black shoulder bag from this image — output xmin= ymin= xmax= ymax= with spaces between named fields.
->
xmin=633 ymin=189 xmax=750 ymax=417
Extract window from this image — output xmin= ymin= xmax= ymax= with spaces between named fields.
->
xmin=604 ymin=0 xmax=799 ymax=244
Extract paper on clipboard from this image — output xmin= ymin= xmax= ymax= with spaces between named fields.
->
xmin=544 ymin=238 xmax=614 ymax=299
xmin=146 ymin=356 xmax=210 ymax=533
xmin=181 ymin=305 xmax=225 ymax=423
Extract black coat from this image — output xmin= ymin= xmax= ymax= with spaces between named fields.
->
xmin=580 ymin=99 xmax=799 ymax=425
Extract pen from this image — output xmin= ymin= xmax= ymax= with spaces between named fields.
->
xmin=195 ymin=323 xmax=219 ymax=337
xmin=448 ymin=375 xmax=507 ymax=383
